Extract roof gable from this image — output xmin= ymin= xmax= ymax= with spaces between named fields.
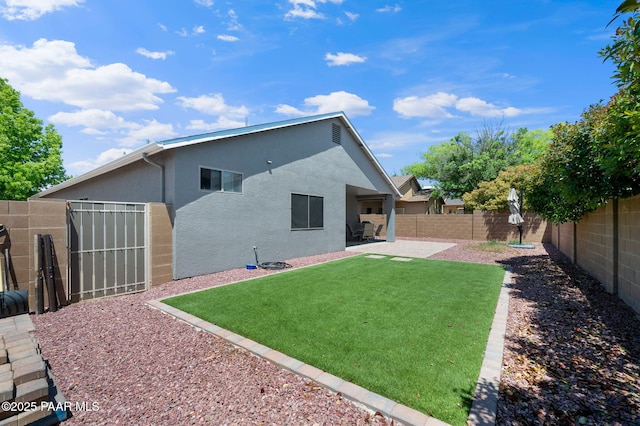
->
xmin=32 ymin=112 xmax=401 ymax=199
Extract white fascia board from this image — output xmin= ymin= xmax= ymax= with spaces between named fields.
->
xmin=31 ymin=143 xmax=164 ymax=198
xmin=338 ymin=114 xmax=402 ymax=200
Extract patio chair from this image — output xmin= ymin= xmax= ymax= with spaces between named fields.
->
xmin=361 ymin=222 xmax=375 ymax=242
xmin=346 ymin=224 xmax=363 ymax=241
xmin=374 ymin=224 xmax=384 ymax=239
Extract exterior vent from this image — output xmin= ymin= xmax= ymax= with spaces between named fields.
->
xmin=332 ymin=123 xmax=341 ymax=144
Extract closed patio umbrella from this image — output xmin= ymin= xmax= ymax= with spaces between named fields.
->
xmin=507 ymin=188 xmax=524 ymax=225
xmin=508 ymin=187 xmax=524 ymax=244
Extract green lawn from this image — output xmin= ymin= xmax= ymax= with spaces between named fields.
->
xmin=163 ymin=255 xmax=505 ymax=425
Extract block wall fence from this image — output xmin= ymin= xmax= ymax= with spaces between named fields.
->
xmin=0 ymin=200 xmax=173 ymax=312
xmin=551 ymin=194 xmax=640 ymax=314
xmin=2 ymin=197 xmax=638 ymax=315
xmin=361 ymin=210 xmax=552 ymax=243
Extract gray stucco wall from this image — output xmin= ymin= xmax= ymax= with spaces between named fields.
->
xmin=171 ymin=118 xmax=394 ymax=279
xmin=39 ymin=153 xmax=168 ymax=203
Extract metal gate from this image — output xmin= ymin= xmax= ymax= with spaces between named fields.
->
xmin=68 ymin=201 xmax=147 ymax=302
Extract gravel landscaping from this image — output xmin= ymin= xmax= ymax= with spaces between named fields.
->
xmin=30 ymin=239 xmax=640 ymax=425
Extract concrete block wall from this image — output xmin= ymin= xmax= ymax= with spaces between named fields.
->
xmin=423 ymin=214 xmax=473 ymax=239
xmin=618 ymin=196 xmax=640 ymax=313
xmin=553 ymin=221 xmax=576 ymax=262
xmin=0 ymin=200 xmax=67 ymax=311
xmin=475 ymin=211 xmax=551 ymax=243
xmin=575 ymin=202 xmax=616 ymax=292
xmin=394 ymin=211 xmax=551 ymax=243
xmin=148 ymin=203 xmax=173 ymax=286
xmin=552 ymin=194 xmax=640 ymax=315
xmin=0 ymin=200 xmax=175 ymax=310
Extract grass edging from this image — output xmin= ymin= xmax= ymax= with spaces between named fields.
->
xmin=150 ymin=260 xmax=510 ymax=424
xmin=146 ymin=298 xmax=450 ymax=426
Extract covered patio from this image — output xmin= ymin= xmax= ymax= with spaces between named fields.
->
xmin=345 ymin=184 xmax=396 ymax=245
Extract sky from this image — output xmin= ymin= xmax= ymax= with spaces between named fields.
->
xmin=0 ymin=0 xmax=623 ymax=178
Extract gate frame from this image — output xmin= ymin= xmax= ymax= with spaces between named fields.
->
xmin=67 ymin=200 xmax=149 ymax=302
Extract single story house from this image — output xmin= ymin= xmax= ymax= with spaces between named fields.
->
xmin=391 ymin=175 xmax=443 ymax=214
xmin=32 ymin=112 xmax=401 ymax=280
xmin=443 ymin=198 xmax=466 ymax=214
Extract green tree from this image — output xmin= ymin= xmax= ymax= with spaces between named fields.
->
xmin=403 ymin=125 xmax=549 ymax=199
xmin=515 ymin=2 xmax=640 ymax=223
xmin=462 ymin=164 xmax=538 ymax=211
xmin=0 ymin=78 xmax=67 ymax=200
xmin=598 ymin=9 xmax=640 ymax=197
xmin=526 ymin=106 xmax=611 ymax=222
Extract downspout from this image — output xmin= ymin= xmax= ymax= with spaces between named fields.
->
xmin=142 ymin=153 xmax=165 ymax=203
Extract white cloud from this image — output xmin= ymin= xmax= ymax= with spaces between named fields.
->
xmin=186 ymin=117 xmax=246 ymax=132
xmin=136 ymin=48 xmax=175 ymax=60
xmin=344 ymin=11 xmax=358 ymax=21
xmin=176 ymin=28 xmax=188 ymax=37
xmin=48 ymin=109 xmax=133 ymax=130
xmin=0 ymin=39 xmax=176 ymax=111
xmin=285 ymin=5 xmax=324 ymax=20
xmin=284 ymin=0 xmax=344 ymax=20
xmin=194 ymin=0 xmax=213 ymax=7
xmin=50 ymin=108 xmax=176 ymax=150
xmin=393 ymin=92 xmax=523 ymax=120
xmin=376 ymin=4 xmax=402 ymax=13
xmin=177 ymin=94 xmax=249 ymax=118
xmin=226 ymin=9 xmax=242 ymax=31
xmin=367 ymin=131 xmax=441 ymax=151
xmin=0 ymin=0 xmax=84 ymax=20
xmin=158 ymin=23 xmax=167 ymax=31
xmin=393 ymin=93 xmax=458 ymax=119
xmin=325 ymin=52 xmax=366 ymax=66
xmin=69 ymin=148 xmax=134 ymax=175
xmin=274 ymin=104 xmax=305 ymax=116
xmin=193 ymin=25 xmax=206 ymax=34
xmin=455 ymin=97 xmax=521 ymax=118
xmin=217 ymin=34 xmax=239 ymax=42
xmin=276 ymin=91 xmax=374 ymax=117
xmin=118 ymin=119 xmax=176 ymax=146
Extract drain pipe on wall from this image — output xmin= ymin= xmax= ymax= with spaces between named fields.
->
xmin=142 ymin=153 xmax=165 ymax=203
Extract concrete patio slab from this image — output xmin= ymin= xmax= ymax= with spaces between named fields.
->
xmin=346 ymin=240 xmax=456 ymax=258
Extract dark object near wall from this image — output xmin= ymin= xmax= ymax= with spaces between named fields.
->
xmin=0 ymin=290 xmax=29 ymax=318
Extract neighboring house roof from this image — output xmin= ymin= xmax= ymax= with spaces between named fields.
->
xmin=444 ymin=198 xmax=465 ymax=206
xmin=32 ymin=112 xmax=401 ymax=200
xmin=391 ymin=175 xmax=439 ymax=203
xmin=391 ymin=175 xmax=413 ymax=190
xmin=406 ymin=191 xmax=432 ymax=203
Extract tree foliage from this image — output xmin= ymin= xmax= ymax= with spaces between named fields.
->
xmin=598 ymin=9 xmax=640 ymax=197
xmin=462 ymin=164 xmax=538 ymax=211
xmin=466 ymin=2 xmax=640 ymax=223
xmin=403 ymin=124 xmax=550 ymax=199
xmin=526 ymin=106 xmax=612 ymax=222
xmin=0 ymin=78 xmax=67 ymax=200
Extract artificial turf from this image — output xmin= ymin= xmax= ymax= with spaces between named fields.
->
xmin=163 ymin=255 xmax=505 ymax=425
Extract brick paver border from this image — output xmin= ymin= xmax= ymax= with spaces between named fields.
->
xmin=147 ymin=267 xmax=512 ymax=426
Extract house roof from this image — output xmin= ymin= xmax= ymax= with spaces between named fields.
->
xmin=444 ymin=198 xmax=465 ymax=206
xmin=390 ymin=175 xmax=414 ymax=189
xmin=406 ymin=193 xmax=431 ymax=203
xmin=32 ymin=112 xmax=401 ymax=199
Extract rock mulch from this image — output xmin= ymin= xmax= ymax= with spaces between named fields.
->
xmin=496 ymin=244 xmax=640 ymax=425
xmin=26 ymin=240 xmax=640 ymax=425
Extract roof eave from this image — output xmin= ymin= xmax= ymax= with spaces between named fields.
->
xmin=337 ymin=114 xmax=402 ymax=199
xmin=30 ymin=143 xmax=164 ymax=199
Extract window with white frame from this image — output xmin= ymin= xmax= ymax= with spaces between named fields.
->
xmin=200 ymin=167 xmax=242 ymax=193
xmin=291 ymin=193 xmax=323 ymax=230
